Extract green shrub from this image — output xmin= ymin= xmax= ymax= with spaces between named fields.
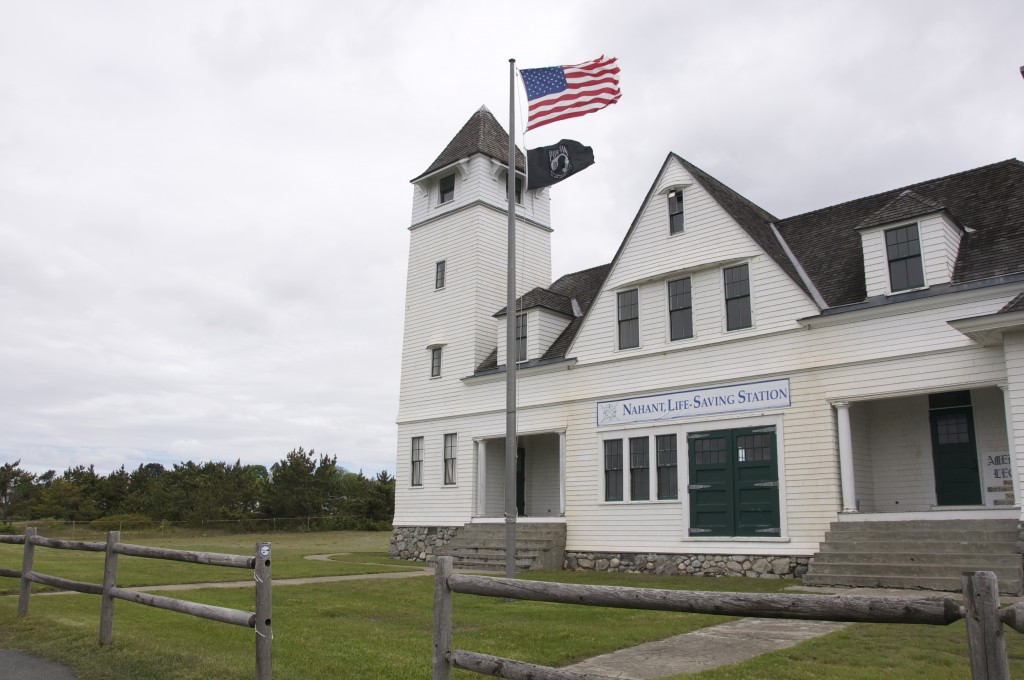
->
xmin=89 ymin=514 xmax=157 ymax=532
xmin=0 ymin=523 xmax=17 ymax=534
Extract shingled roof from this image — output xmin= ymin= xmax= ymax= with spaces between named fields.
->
xmin=475 ymin=264 xmax=612 ymax=373
xmin=474 ymin=157 xmax=1023 ymax=374
xmin=776 ymin=159 xmax=1024 ymax=307
xmin=412 ymin=106 xmax=525 ymax=182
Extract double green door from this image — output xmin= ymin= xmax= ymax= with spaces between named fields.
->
xmin=688 ymin=427 xmax=780 ymax=537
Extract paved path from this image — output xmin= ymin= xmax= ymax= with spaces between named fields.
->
xmin=0 ymin=650 xmax=78 ymax=680
xmin=564 ymin=618 xmax=849 ymax=679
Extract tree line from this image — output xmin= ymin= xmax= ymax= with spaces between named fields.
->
xmin=0 ymin=448 xmax=394 ymax=531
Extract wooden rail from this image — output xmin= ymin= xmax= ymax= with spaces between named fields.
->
xmin=2 ymin=527 xmax=272 ymax=680
xmin=432 ymin=556 xmax=1017 ymax=680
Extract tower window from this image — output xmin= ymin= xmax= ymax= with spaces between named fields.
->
xmin=439 ymin=173 xmax=455 ymax=204
xmin=430 ymin=347 xmax=442 ymax=377
xmin=435 ymin=260 xmax=446 ymax=289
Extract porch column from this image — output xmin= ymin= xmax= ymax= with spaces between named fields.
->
xmin=834 ymin=401 xmax=858 ymax=513
xmin=558 ymin=431 xmax=566 ymax=516
xmin=999 ymin=383 xmax=1015 ymax=503
xmin=475 ymin=440 xmax=487 ymax=517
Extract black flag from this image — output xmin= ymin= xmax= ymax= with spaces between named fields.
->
xmin=526 ymin=139 xmax=595 ymax=189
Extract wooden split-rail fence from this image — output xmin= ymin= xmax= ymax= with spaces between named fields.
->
xmin=432 ymin=555 xmax=1024 ymax=680
xmin=0 ymin=527 xmax=272 ymax=680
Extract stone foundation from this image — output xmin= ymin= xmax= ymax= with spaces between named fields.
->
xmin=565 ymin=551 xmax=811 ymax=579
xmin=389 ymin=525 xmax=459 ymax=564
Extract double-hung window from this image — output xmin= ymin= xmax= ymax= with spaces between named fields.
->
xmin=430 ymin=347 xmax=442 ymax=378
xmin=656 ymin=434 xmax=678 ymax=499
xmin=724 ymin=264 xmax=752 ymax=331
xmin=439 ymin=173 xmax=455 ymax=204
xmin=668 ymin=191 xmax=684 ymax=234
xmin=410 ymin=437 xmax=423 ymax=487
xmin=668 ymin=277 xmax=693 ymax=340
xmin=435 ymin=260 xmax=446 ymax=289
xmin=617 ymin=289 xmax=639 ymax=349
xmin=629 ymin=437 xmax=650 ymax=501
xmin=505 ymin=174 xmax=523 ymax=204
xmin=885 ymin=224 xmax=925 ymax=292
xmin=443 ymin=433 xmax=457 ymax=485
xmin=604 ymin=440 xmax=624 ymax=501
xmin=515 ymin=313 xmax=527 ymax=362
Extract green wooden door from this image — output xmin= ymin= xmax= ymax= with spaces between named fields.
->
xmin=930 ymin=407 xmax=982 ymax=506
xmin=688 ymin=428 xmax=779 ymax=537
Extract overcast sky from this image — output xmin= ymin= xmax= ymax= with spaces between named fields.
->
xmin=2 ymin=1 xmax=1022 ymax=478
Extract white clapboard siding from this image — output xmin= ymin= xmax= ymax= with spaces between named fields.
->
xmin=496 ymin=308 xmax=572 ymax=369
xmin=569 ymin=156 xmax=817 ymax=364
xmin=398 ymin=195 xmax=552 ymax=422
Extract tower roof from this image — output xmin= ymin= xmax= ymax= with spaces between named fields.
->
xmin=411 ymin=106 xmax=525 ymax=182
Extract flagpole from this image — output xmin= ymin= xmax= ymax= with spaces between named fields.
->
xmin=504 ymin=57 xmax=518 ymax=581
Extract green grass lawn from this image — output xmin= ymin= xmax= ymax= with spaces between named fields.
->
xmin=0 ymin=530 xmax=420 ymax=595
xmin=3 ymin=529 xmax=1024 ymax=678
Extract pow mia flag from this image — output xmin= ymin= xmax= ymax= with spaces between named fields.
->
xmin=526 ymin=139 xmax=595 ymax=190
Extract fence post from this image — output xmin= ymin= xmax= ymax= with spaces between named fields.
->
xmin=255 ymin=542 xmax=272 ymax=680
xmin=99 ymin=530 xmax=121 ymax=645
xmin=17 ymin=527 xmax=36 ymax=617
xmin=963 ymin=571 xmax=1009 ymax=680
xmin=433 ymin=556 xmax=453 ymax=680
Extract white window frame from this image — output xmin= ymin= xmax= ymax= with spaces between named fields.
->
xmin=666 ymin=276 xmax=694 ymax=342
xmin=410 ymin=437 xmax=423 ymax=487
xmin=598 ymin=426 xmax=684 ymax=505
xmin=430 ymin=346 xmax=442 ymax=378
xmin=443 ymin=433 xmax=457 ymax=486
xmin=722 ymin=262 xmax=755 ymax=332
xmin=883 ymin=222 xmax=928 ymax=293
xmin=616 ymin=288 xmax=641 ymax=351
xmin=435 ymin=260 xmax=446 ymax=290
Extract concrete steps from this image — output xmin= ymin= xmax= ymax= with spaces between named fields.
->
xmin=803 ymin=518 xmax=1023 ymax=595
xmin=438 ymin=522 xmax=566 ymax=571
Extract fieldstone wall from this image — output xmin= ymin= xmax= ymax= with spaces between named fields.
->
xmin=565 ymin=551 xmax=811 ymax=579
xmin=389 ymin=526 xmax=459 ymax=563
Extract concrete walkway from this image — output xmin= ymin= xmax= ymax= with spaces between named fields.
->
xmin=0 ymin=650 xmax=79 ymax=680
xmin=564 ymin=618 xmax=849 ymax=679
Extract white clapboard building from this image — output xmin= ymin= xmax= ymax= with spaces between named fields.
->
xmin=390 ymin=107 xmax=1024 ymax=592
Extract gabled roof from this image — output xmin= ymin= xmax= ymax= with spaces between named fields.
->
xmin=412 ymin=106 xmax=525 ymax=182
xmin=855 ymin=190 xmax=949 ymax=231
xmin=1001 ymin=291 xmax=1024 ymax=314
xmin=495 ymin=287 xmax=574 ymax=318
xmin=475 ymin=264 xmax=611 ymax=373
xmin=776 ymin=159 xmax=1024 ymax=307
xmin=474 ymin=156 xmax=1024 ymax=373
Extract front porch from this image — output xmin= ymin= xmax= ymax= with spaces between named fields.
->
xmin=835 ymin=386 xmax=1018 ymax=514
xmin=473 ymin=431 xmax=565 ymax=520
xmin=811 ymin=386 xmax=1023 ymax=593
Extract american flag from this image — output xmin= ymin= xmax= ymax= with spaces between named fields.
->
xmin=520 ymin=56 xmax=621 ymax=131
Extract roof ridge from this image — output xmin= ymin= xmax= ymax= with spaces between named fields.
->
xmin=779 ymin=158 xmax=1019 ymax=224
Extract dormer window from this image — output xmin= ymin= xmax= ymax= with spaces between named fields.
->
xmin=439 ymin=173 xmax=455 ymax=204
xmin=515 ymin=313 xmax=527 ymax=362
xmin=668 ymin=190 xmax=685 ymax=234
xmin=885 ymin=224 xmax=925 ymax=292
